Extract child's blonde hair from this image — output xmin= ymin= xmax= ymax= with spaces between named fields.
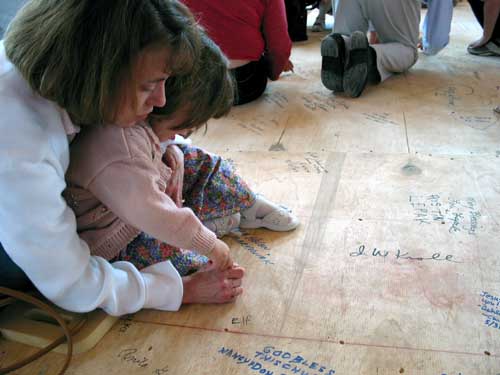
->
xmin=150 ymin=33 xmax=235 ymax=130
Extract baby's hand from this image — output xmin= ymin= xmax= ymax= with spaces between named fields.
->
xmin=208 ymin=239 xmax=233 ymax=270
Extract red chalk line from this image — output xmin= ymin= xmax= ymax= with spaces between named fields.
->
xmin=129 ymin=318 xmax=498 ymax=358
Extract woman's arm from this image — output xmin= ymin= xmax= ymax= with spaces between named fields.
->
xmin=88 ymin=155 xmax=217 ymax=256
xmin=0 ymin=116 xmax=182 ymax=315
xmin=470 ymin=0 xmax=500 ymax=47
xmin=483 ymin=0 xmax=500 ymax=42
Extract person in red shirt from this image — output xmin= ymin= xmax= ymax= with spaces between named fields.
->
xmin=182 ymin=0 xmax=294 ymax=105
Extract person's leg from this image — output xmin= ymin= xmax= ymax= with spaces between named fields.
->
xmin=467 ymin=0 xmax=484 ymax=27
xmin=341 ymin=30 xmax=380 ymax=97
xmin=181 ymin=145 xmax=256 ymax=222
xmin=332 ymin=0 xmax=369 ymax=35
xmin=491 ymin=0 xmax=500 ymax=41
xmin=112 ymin=233 xmax=207 ymax=276
xmin=321 ymin=33 xmax=347 ymax=92
xmin=312 ymin=0 xmax=331 ymax=32
xmin=471 ymin=1 xmax=500 ymax=45
xmin=179 ymin=145 xmax=255 ymax=236
xmin=370 ymin=42 xmax=419 ymax=81
xmin=113 ymin=233 xmax=245 ymax=303
xmin=284 ymin=0 xmax=308 ymax=41
xmin=113 ymin=233 xmax=174 ymax=270
xmin=364 ymin=0 xmax=420 ymax=81
xmin=322 ymin=0 xmax=369 ymax=94
xmin=180 ymin=145 xmax=299 ymax=234
xmin=239 ymin=194 xmax=300 ymax=231
xmin=0 ymin=242 xmax=33 ymax=290
xmin=231 ymin=59 xmax=268 ymax=106
xmin=495 ymin=13 xmax=500 ymax=41
xmin=466 ymin=0 xmax=500 ymax=55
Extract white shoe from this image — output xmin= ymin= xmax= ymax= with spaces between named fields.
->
xmin=240 ymin=195 xmax=299 ymax=232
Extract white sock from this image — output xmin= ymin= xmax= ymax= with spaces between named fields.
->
xmin=241 ymin=196 xmax=277 ymax=220
xmin=203 ymin=213 xmax=240 ymax=237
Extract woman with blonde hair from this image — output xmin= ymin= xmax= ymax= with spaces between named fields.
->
xmin=0 ymin=0 xmax=245 ymax=316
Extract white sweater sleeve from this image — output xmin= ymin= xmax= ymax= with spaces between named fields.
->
xmin=0 ymin=75 xmax=183 ymax=316
xmin=0 ymin=127 xmax=183 ymax=315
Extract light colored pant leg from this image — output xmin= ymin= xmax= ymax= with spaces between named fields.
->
xmin=332 ymin=0 xmax=369 ymax=34
xmin=371 ymin=43 xmax=418 ymax=81
xmin=315 ymin=0 xmax=329 ymax=23
xmin=363 ymin=0 xmax=421 ymax=80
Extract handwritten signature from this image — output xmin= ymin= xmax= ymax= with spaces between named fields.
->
xmin=349 ymin=245 xmax=461 ymax=263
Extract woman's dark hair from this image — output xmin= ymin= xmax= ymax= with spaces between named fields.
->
xmin=4 ymin=0 xmax=202 ymax=125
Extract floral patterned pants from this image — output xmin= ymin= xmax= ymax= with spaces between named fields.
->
xmin=112 ymin=145 xmax=256 ymax=275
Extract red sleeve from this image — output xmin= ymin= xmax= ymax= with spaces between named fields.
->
xmin=262 ymin=0 xmax=292 ymax=80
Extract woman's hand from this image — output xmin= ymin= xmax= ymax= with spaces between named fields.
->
xmin=208 ymin=239 xmax=233 ymax=271
xmin=163 ymin=145 xmax=184 ymax=207
xmin=368 ymin=31 xmax=379 ymax=45
xmin=283 ymin=59 xmax=294 ymax=73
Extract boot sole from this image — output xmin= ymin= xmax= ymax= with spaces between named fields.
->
xmin=343 ymin=31 xmax=369 ymax=98
xmin=321 ymin=33 xmax=345 ymax=92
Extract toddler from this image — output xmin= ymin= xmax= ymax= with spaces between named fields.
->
xmin=64 ymin=34 xmax=299 ymax=280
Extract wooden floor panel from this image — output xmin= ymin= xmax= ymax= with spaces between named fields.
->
xmin=1 ymin=3 xmax=499 ymax=374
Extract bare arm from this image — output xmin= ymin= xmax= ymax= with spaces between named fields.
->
xmin=483 ymin=0 xmax=500 ymax=42
xmin=470 ymin=0 xmax=500 ymax=47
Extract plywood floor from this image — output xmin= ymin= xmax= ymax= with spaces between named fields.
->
xmin=2 ymin=3 xmax=500 ymax=374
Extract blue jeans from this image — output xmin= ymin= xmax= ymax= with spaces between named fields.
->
xmin=0 ymin=242 xmax=32 ymax=290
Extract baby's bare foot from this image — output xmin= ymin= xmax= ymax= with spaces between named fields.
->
xmin=182 ymin=264 xmax=245 ymax=304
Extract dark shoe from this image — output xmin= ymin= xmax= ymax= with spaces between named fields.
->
xmin=321 ymin=33 xmax=346 ymax=92
xmin=467 ymin=41 xmax=500 ymax=56
xmin=367 ymin=46 xmax=381 ymax=84
xmin=343 ymin=30 xmax=370 ymax=98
